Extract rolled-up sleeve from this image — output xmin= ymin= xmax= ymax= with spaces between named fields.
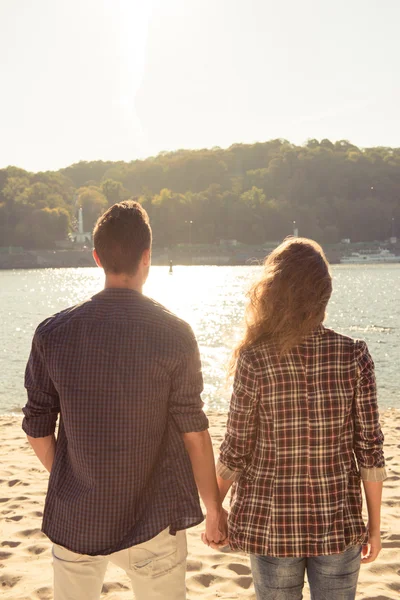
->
xmin=22 ymin=330 xmax=60 ymax=438
xmin=353 ymin=341 xmax=387 ymax=482
xmin=217 ymin=351 xmax=259 ymax=481
xmin=169 ymin=330 xmax=208 ymax=433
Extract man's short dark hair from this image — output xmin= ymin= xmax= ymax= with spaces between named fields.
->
xmin=93 ymin=201 xmax=152 ymax=275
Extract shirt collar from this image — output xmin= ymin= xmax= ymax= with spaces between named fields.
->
xmin=95 ymin=288 xmax=142 ymax=298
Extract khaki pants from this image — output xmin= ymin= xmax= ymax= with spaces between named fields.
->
xmin=52 ymin=528 xmax=187 ymax=600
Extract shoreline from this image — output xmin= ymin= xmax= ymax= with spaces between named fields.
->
xmin=2 ymin=242 xmax=400 ymax=270
xmin=0 ymin=246 xmax=347 ymax=269
xmin=1 ymin=410 xmax=399 ymax=599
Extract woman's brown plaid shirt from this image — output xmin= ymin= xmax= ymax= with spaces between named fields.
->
xmin=217 ymin=325 xmax=386 ymax=557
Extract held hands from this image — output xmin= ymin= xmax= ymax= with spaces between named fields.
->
xmin=361 ymin=531 xmax=382 ymax=563
xmin=201 ymin=508 xmax=229 ymax=550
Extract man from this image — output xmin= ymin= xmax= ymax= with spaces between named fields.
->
xmin=22 ymin=200 xmax=226 ymax=600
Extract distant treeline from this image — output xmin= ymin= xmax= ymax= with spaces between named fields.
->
xmin=1 ymin=139 xmax=399 ymax=249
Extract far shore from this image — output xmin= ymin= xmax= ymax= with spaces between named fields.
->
xmin=3 ymin=241 xmax=400 ymax=269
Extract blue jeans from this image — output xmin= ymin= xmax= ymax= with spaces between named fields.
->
xmin=250 ymin=545 xmax=361 ymax=600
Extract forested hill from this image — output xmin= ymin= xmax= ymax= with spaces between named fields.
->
xmin=1 ymin=139 xmax=399 ymax=249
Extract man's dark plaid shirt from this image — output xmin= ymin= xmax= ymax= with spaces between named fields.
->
xmin=217 ymin=325 xmax=386 ymax=557
xmin=22 ymin=288 xmax=208 ymax=555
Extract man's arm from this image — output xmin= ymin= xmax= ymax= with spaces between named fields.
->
xmin=183 ymin=431 xmax=227 ymax=545
xmin=169 ymin=328 xmax=226 ymax=544
xmin=23 ymin=327 xmax=60 ymax=463
xmin=26 ymin=434 xmax=56 ymax=473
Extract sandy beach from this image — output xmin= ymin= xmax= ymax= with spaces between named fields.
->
xmin=1 ymin=410 xmax=399 ymax=600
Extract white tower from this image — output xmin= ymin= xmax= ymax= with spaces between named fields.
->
xmin=71 ymin=206 xmax=91 ymax=244
xmin=78 ymin=207 xmax=84 ymax=236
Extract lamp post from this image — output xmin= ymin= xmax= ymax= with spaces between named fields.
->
xmin=184 ymin=220 xmax=193 ymax=265
xmin=293 ymin=220 xmax=298 ymax=237
xmin=185 ymin=220 xmax=193 ymax=245
xmin=390 ymin=217 xmax=396 ymax=244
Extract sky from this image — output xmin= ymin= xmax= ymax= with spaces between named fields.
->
xmin=1 ymin=0 xmax=399 ymax=172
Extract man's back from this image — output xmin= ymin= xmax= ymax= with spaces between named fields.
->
xmin=23 ymin=288 xmax=207 ymax=555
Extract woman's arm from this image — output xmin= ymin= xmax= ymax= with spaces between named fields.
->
xmin=353 ymin=341 xmax=386 ymax=480
xmin=217 ymin=352 xmax=260 ymax=482
xmin=217 ymin=474 xmax=234 ymax=503
xmin=353 ymin=341 xmax=386 ymax=564
xmin=201 ymin=352 xmax=260 ymax=549
xmin=361 ymin=480 xmax=383 ymax=563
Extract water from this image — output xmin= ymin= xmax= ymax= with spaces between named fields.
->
xmin=1 ymin=265 xmax=399 ymax=414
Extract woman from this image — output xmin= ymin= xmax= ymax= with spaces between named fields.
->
xmin=214 ymin=238 xmax=386 ymax=600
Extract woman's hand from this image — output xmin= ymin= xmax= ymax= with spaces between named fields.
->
xmin=202 ymin=508 xmax=229 ymax=549
xmin=361 ymin=532 xmax=382 ymax=563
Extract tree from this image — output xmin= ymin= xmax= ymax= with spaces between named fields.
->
xmin=76 ymin=186 xmax=108 ymax=231
xmin=100 ymin=179 xmax=128 ymax=206
xmin=2 ymin=176 xmax=30 ymax=203
xmin=151 ymin=188 xmax=189 ymax=246
xmin=10 ymin=207 xmax=70 ymax=248
xmin=240 ymin=186 xmax=266 ymax=209
xmin=14 ymin=182 xmax=66 ymax=209
xmin=2 ymin=139 xmax=400 ymax=248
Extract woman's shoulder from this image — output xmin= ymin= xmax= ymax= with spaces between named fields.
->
xmin=240 ymin=339 xmax=279 ymax=369
xmin=321 ymin=327 xmax=372 ymax=366
xmin=321 ymin=326 xmax=367 ymax=349
xmin=239 ymin=328 xmax=370 ymax=369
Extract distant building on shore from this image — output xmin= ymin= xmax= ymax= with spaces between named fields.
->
xmin=219 ymin=239 xmax=239 ymax=247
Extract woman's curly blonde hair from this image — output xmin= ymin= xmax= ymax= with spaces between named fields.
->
xmin=230 ymin=237 xmax=332 ymax=375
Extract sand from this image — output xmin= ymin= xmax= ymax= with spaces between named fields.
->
xmin=0 ymin=410 xmax=399 ymax=600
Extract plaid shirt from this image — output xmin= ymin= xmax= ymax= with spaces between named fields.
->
xmin=22 ymin=288 xmax=208 ymax=555
xmin=217 ymin=325 xmax=386 ymax=557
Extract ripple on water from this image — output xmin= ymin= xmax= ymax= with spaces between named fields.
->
xmin=0 ymin=265 xmax=399 ymax=412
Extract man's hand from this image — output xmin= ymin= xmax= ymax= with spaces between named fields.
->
xmin=201 ymin=508 xmax=229 ymax=549
xmin=361 ymin=532 xmax=382 ymax=563
xmin=27 ymin=434 xmax=56 ymax=473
